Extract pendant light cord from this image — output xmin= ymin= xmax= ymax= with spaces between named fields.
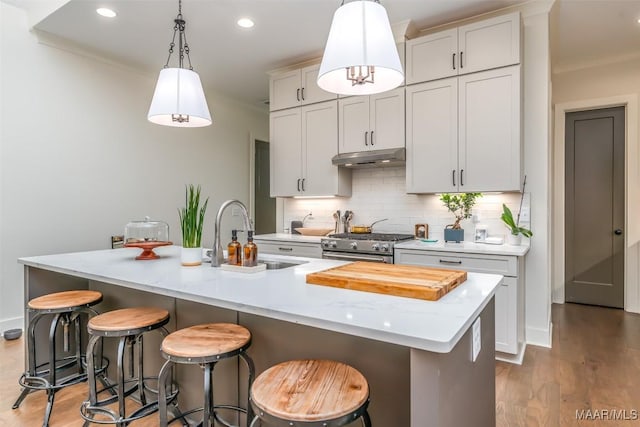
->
xmin=163 ymin=0 xmax=194 ymax=70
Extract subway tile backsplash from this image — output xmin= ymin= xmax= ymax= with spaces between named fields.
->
xmin=283 ymin=167 xmax=531 ymax=242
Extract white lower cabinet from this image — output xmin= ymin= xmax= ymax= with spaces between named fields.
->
xmin=254 ymin=240 xmax=322 ymax=258
xmin=395 ymin=249 xmax=525 ymax=362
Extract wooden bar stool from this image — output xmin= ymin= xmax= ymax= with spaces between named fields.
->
xmin=249 ymin=360 xmax=371 ymax=427
xmin=12 ymin=290 xmax=108 ymax=427
xmin=80 ymin=306 xmax=178 ymax=426
xmin=157 ymin=323 xmax=255 ymax=427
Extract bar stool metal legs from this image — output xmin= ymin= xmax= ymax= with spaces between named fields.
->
xmin=80 ymin=307 xmax=177 ymax=426
xmin=157 ymin=323 xmax=255 ymax=427
xmin=12 ymin=290 xmax=107 ymax=427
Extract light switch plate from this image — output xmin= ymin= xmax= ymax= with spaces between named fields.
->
xmin=519 ymin=207 xmax=530 ymax=222
xmin=472 ymin=317 xmax=481 ymax=362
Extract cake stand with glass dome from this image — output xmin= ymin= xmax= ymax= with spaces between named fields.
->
xmin=124 ymin=217 xmax=172 ymax=260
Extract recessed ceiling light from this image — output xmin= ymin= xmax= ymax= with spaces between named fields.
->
xmin=237 ymin=18 xmax=254 ymax=28
xmin=96 ymin=8 xmax=117 ymax=18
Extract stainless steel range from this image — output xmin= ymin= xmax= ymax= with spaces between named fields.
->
xmin=321 ymin=233 xmax=414 ymax=264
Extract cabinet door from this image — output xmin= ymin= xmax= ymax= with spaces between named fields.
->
xmin=406 ymin=28 xmax=458 ymax=84
xmin=302 ymin=101 xmax=339 ymax=196
xmin=301 ymin=65 xmax=337 ymax=106
xmin=458 ymin=12 xmax=520 ymax=75
xmin=370 ymin=87 xmax=405 ymax=150
xmin=270 ymin=109 xmax=302 ymax=197
xmin=338 ymin=96 xmax=370 ymax=153
xmin=495 ymin=277 xmax=518 ymax=354
xmin=270 ymin=69 xmax=301 ymax=111
xmin=458 ymin=65 xmax=521 ymax=192
xmin=406 ymin=79 xmax=458 ymax=193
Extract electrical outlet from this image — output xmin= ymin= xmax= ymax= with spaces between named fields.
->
xmin=472 ymin=317 xmax=481 ymax=362
xmin=231 ymin=207 xmax=241 ymax=217
xmin=519 ymin=207 xmax=530 ymax=222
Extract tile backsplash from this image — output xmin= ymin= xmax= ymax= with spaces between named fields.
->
xmin=283 ymin=167 xmax=531 ymax=242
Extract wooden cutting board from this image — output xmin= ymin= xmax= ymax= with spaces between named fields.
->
xmin=306 ymin=262 xmax=467 ymax=301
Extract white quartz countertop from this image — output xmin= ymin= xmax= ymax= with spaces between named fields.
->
xmin=395 ymin=239 xmax=530 ymax=257
xmin=19 ymin=246 xmax=502 ymax=353
xmin=254 ymin=233 xmax=323 ymax=244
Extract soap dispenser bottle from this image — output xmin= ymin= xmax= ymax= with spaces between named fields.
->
xmin=227 ymin=229 xmax=242 ymax=266
xmin=243 ymin=230 xmax=258 ymax=267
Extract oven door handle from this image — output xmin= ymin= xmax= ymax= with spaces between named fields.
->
xmin=322 ymin=252 xmax=390 ymax=263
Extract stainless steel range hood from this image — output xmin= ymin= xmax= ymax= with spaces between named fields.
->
xmin=331 ymin=147 xmax=405 ymax=169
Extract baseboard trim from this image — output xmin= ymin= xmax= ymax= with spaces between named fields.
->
xmin=526 ymin=322 xmax=553 ymax=348
xmin=0 ymin=316 xmax=24 ymax=333
xmin=496 ymin=342 xmax=527 ymax=365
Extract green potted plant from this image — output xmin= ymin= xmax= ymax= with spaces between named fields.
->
xmin=178 ymin=184 xmax=209 ymax=266
xmin=440 ymin=193 xmax=482 ymax=242
xmin=501 ymin=204 xmax=532 ymax=246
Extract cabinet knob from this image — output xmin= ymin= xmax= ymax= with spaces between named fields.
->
xmin=614 ymin=229 xmax=623 ymax=235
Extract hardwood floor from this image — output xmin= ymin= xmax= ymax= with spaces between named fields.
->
xmin=1 ymin=303 xmax=639 ymax=426
xmin=497 ymin=303 xmax=640 ymax=427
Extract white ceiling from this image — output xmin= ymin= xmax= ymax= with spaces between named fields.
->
xmin=20 ymin=0 xmax=640 ymax=108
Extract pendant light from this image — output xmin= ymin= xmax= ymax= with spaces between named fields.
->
xmin=148 ymin=0 xmax=211 ymax=127
xmin=317 ymin=0 xmax=403 ymax=96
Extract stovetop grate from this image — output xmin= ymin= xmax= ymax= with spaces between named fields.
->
xmin=327 ymin=233 xmax=414 ymax=242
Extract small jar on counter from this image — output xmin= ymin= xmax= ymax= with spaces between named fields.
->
xmin=243 ymin=230 xmax=258 ymax=267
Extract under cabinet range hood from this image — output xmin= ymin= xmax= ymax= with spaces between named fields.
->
xmin=332 ymin=147 xmax=405 ymax=168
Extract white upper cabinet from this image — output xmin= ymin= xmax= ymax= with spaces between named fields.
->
xmin=269 ymin=65 xmax=337 ymax=111
xmin=406 ymin=12 xmax=520 ymax=85
xmin=338 ymin=87 xmax=405 ymax=153
xmin=270 ymin=101 xmax=351 ymax=197
xmin=406 ymin=65 xmax=521 ymax=193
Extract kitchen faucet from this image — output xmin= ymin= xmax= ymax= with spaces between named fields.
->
xmin=211 ymin=200 xmax=252 ymax=267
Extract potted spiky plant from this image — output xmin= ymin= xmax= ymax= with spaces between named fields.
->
xmin=178 ymin=184 xmax=209 ymax=266
xmin=440 ymin=193 xmax=482 ymax=242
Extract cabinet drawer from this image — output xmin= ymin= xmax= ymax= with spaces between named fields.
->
xmin=394 ymin=249 xmax=517 ymax=277
xmin=254 ymin=241 xmax=322 ymax=259
xmin=495 ymin=277 xmax=517 ymax=354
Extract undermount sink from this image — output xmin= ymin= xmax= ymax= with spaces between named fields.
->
xmin=260 ymin=259 xmax=307 ymax=270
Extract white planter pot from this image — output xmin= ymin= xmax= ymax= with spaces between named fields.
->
xmin=506 ymin=233 xmax=522 ymax=246
xmin=181 ymin=247 xmax=202 ymax=266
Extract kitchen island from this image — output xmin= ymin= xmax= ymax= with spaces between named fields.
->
xmin=20 ymin=246 xmax=502 ymax=427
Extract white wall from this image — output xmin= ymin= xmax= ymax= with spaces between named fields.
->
xmin=0 ymin=3 xmax=269 ymax=331
xmin=552 ymin=56 xmax=640 ymax=313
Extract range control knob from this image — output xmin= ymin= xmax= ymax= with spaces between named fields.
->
xmin=381 ymin=244 xmax=390 ymax=252
xmin=322 ymin=241 xmax=329 ymax=248
xmin=350 ymin=242 xmax=358 ymax=250
xmin=372 ymin=243 xmax=380 ymax=251
xmin=330 ymin=241 xmax=337 ymax=249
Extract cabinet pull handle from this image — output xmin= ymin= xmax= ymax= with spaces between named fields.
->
xmin=297 ymin=88 xmax=300 ymax=102
xmin=460 ymin=169 xmax=464 ymax=186
xmin=301 ymin=87 xmax=305 ymax=101
xmin=452 ymin=170 xmax=456 ymax=187
xmin=439 ymin=259 xmax=462 ymax=264
xmin=365 ymin=131 xmax=369 ymax=146
xmin=370 ymin=131 xmax=374 ymax=145
xmin=460 ymin=51 xmax=463 ymax=69
xmin=301 ymin=178 xmax=305 ymax=191
xmin=278 ymin=247 xmax=293 ymax=252
xmin=452 ymin=53 xmax=456 ymax=70
xmin=297 ymin=178 xmax=301 ymax=192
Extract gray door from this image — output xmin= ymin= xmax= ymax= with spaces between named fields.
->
xmin=565 ymin=106 xmax=625 ymax=308
xmin=254 ymin=140 xmax=276 ymax=234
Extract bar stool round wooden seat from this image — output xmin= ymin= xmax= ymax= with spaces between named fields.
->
xmin=157 ymin=323 xmax=255 ymax=427
xmin=13 ymin=290 xmax=109 ymax=427
xmin=80 ymin=306 xmax=177 ymax=426
xmin=249 ymin=360 xmax=371 ymax=427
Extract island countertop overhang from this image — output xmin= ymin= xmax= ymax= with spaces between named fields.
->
xmin=19 ymin=246 xmax=502 ymax=353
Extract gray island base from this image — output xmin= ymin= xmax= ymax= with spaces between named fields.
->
xmin=20 ymin=246 xmax=499 ymax=427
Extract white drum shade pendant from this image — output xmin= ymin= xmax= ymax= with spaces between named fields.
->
xmin=147 ymin=0 xmax=211 ymax=127
xmin=317 ymin=0 xmax=403 ymax=96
